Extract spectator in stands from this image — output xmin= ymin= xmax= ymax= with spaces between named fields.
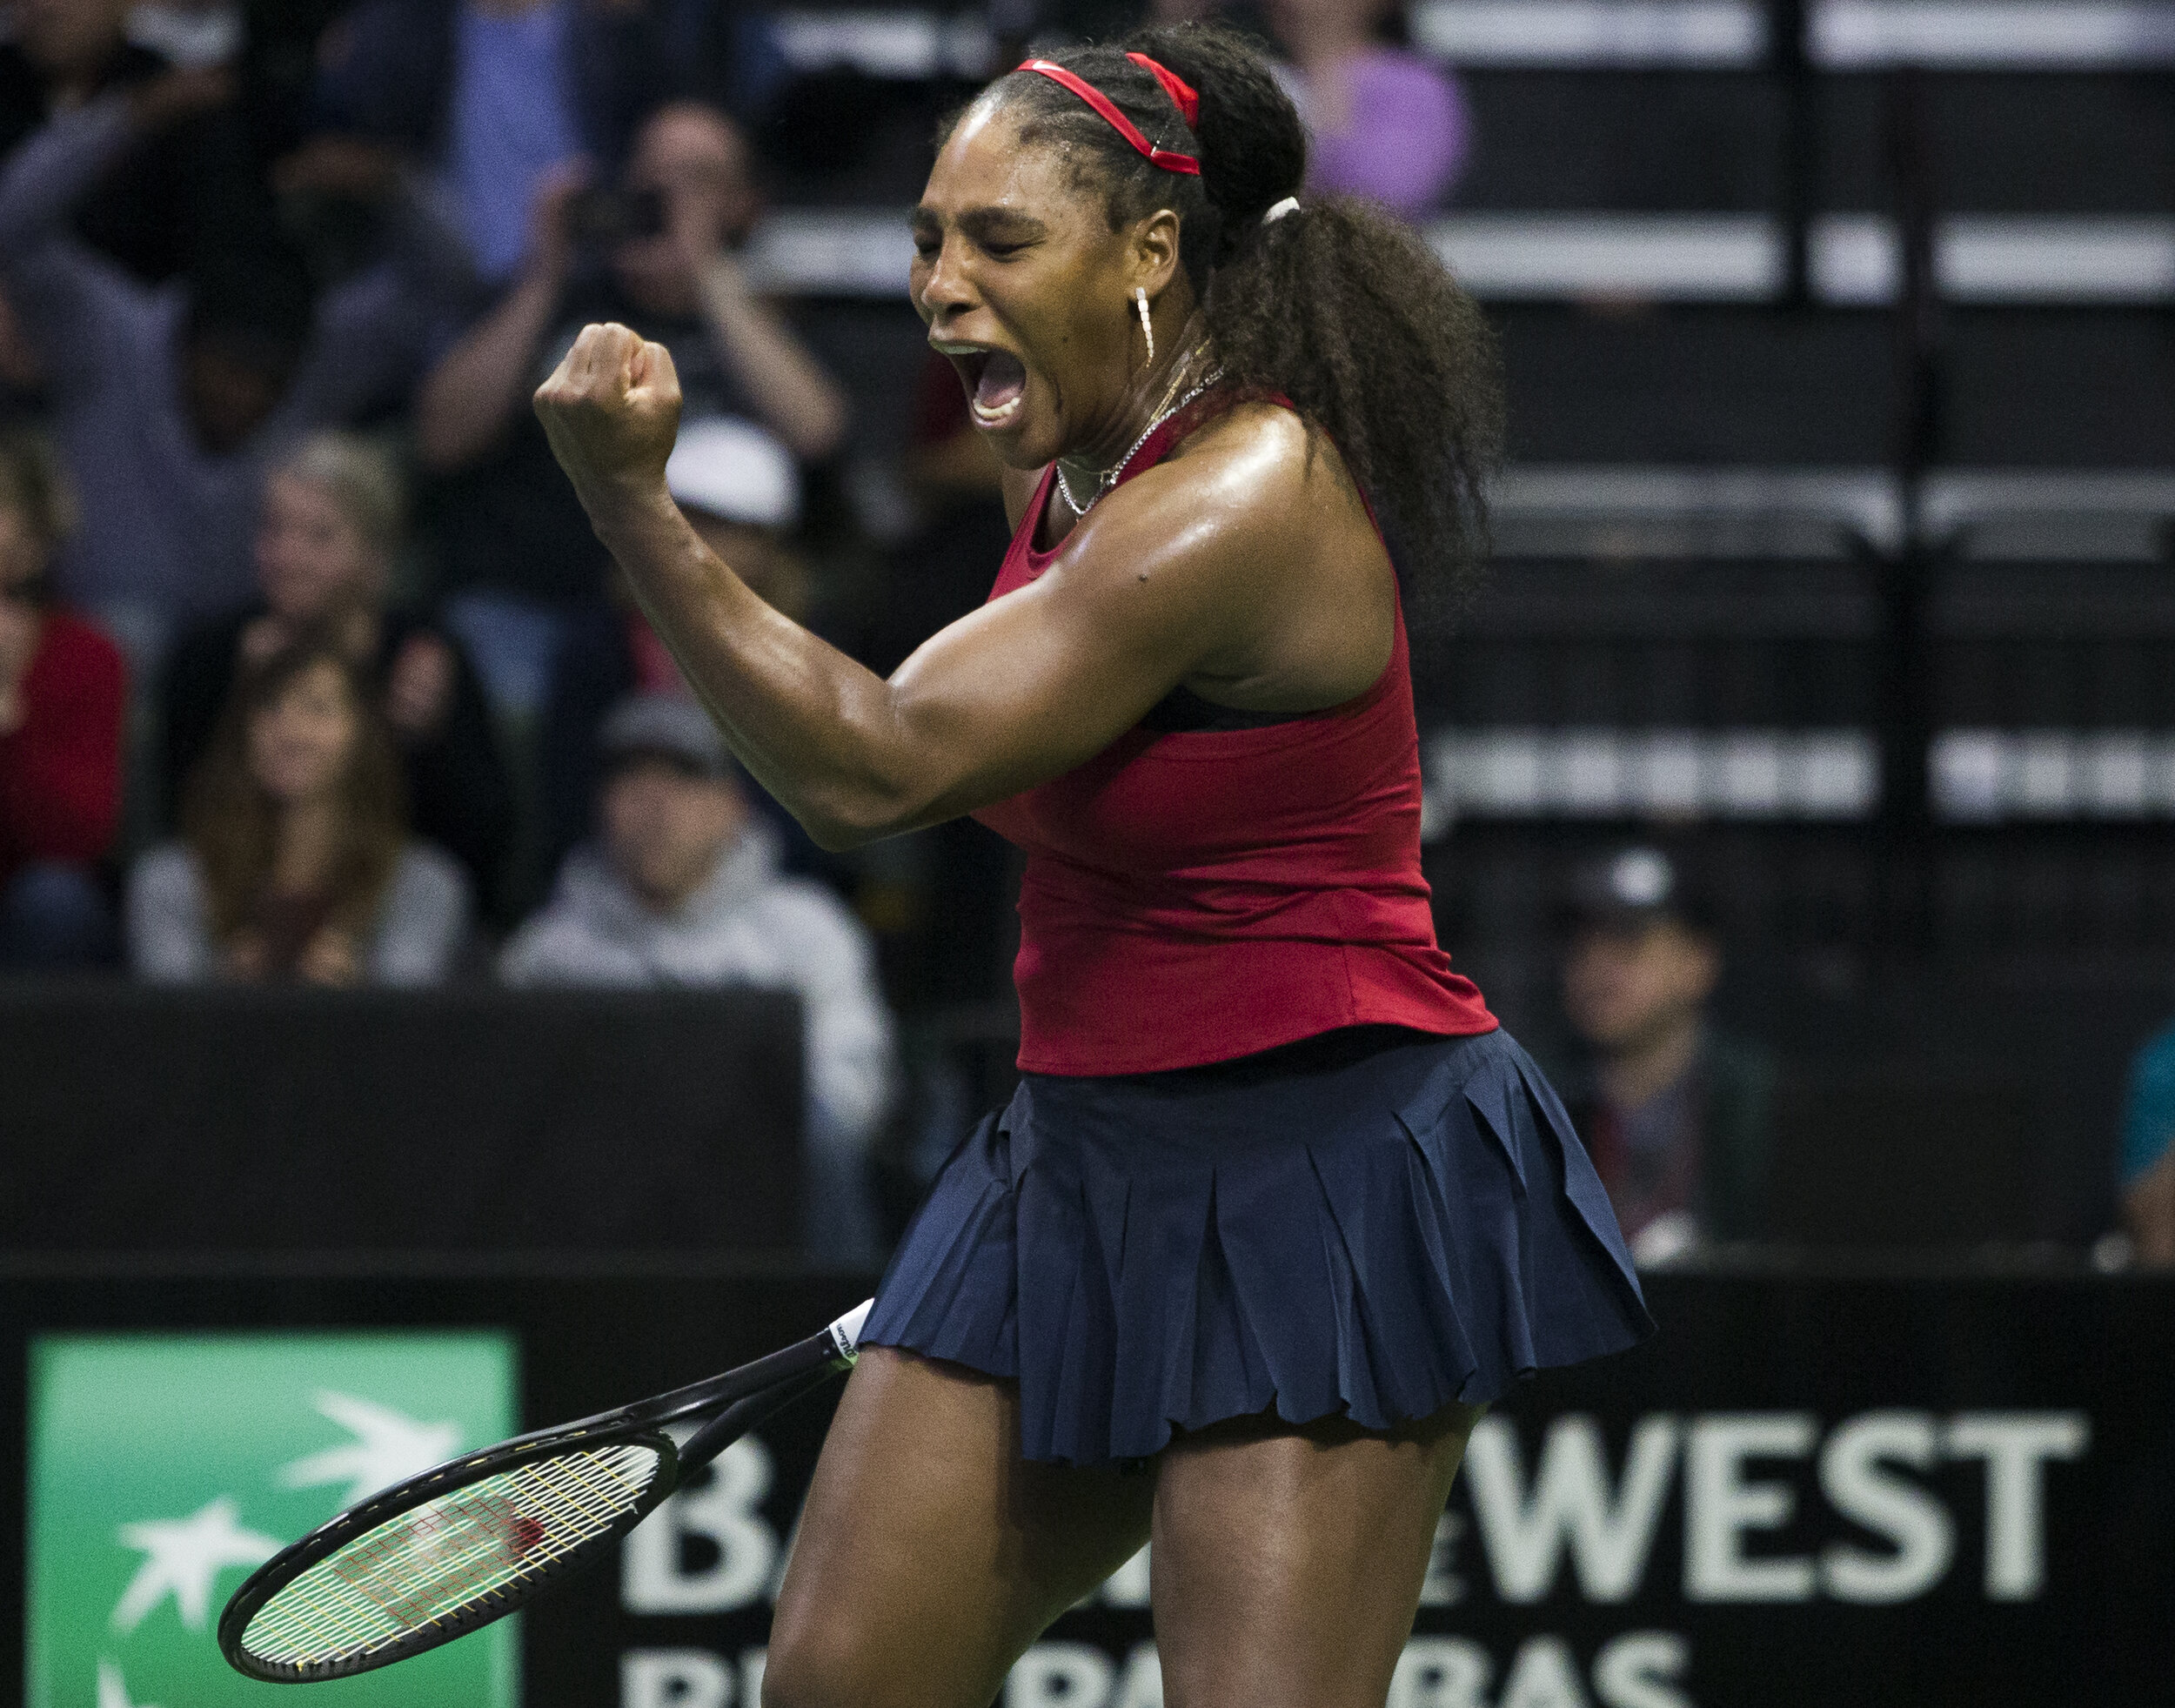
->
xmin=129 ymin=640 xmax=469 ymax=985
xmin=0 ymin=0 xmax=271 ymax=285
xmin=1267 ymin=0 xmax=1472 ymax=217
xmin=502 ymin=694 xmax=896 ymax=1262
xmin=2118 ymin=1025 xmax=2175 ymax=1267
xmin=0 ymin=69 xmax=450 ymax=666
xmin=163 ymin=433 xmax=515 ymax=915
xmin=1557 ymin=846 xmax=1772 ymax=1263
xmin=414 ymin=100 xmax=848 ymax=718
xmin=537 ymin=414 xmax=808 ymax=881
xmin=0 ymin=428 xmax=124 ymax=968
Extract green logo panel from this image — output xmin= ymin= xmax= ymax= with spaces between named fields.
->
xmin=26 ymin=1333 xmax=519 ymax=1708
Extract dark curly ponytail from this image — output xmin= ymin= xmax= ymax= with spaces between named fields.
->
xmin=980 ymin=21 xmax=1502 ymax=613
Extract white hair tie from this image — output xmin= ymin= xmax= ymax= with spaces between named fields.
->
xmin=1263 ymin=197 xmax=1301 ymax=224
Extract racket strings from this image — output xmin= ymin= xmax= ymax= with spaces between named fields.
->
xmin=242 ymin=1441 xmax=663 ymax=1667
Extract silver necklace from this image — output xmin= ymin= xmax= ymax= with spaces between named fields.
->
xmin=1054 ymin=369 xmax=1226 ymax=519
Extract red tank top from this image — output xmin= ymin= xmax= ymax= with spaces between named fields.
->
xmin=972 ymin=395 xmax=1496 ymax=1075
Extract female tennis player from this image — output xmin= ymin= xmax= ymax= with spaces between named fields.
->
xmin=536 ymin=22 xmax=1650 ymax=1706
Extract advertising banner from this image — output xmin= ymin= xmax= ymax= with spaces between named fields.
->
xmin=23 ymin=1332 xmax=519 ymax=1708
xmin=4 ymin=1270 xmax=2171 ymax=1708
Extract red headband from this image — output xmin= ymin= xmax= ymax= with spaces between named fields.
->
xmin=1016 ymin=56 xmax=1201 ymax=176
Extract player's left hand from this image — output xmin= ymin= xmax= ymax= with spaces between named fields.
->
xmin=533 ymin=322 xmax=683 ymax=512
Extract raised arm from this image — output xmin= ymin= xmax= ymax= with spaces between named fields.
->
xmin=534 ymin=324 xmax=1391 ymax=851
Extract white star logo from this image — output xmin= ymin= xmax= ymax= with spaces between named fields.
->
xmin=277 ymin=1391 xmax=461 ymax=1509
xmin=110 ymin=1497 xmax=280 ymax=1633
xmin=97 ymin=1658 xmax=160 ymax=1708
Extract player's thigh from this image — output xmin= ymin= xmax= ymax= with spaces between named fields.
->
xmin=764 ymin=1346 xmax=1154 ymax=1708
xmin=1148 ymin=1403 xmax=1484 ymax=1708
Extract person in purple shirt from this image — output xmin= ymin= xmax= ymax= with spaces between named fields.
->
xmin=1267 ymin=0 xmax=1472 ymax=218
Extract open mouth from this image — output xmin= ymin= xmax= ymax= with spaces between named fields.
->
xmin=954 ymin=349 xmax=1027 ymax=429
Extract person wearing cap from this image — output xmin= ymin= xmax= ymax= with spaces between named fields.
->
xmin=1557 ymin=846 xmax=1774 ymax=1263
xmin=501 ymin=693 xmax=897 ymax=1263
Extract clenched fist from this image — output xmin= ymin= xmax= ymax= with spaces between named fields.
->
xmin=533 ymin=323 xmax=684 ymax=515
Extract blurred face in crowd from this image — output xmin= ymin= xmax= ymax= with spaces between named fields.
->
xmin=182 ymin=337 xmax=298 ymax=457
xmin=612 ymin=104 xmax=761 ymax=318
xmin=14 ymin=0 xmax=130 ymax=82
xmin=246 ymin=658 xmax=361 ymax=808
xmin=1562 ymin=918 xmax=1721 ymax=1057
xmin=255 ymin=471 xmax=383 ymax=624
xmin=601 ymin=755 xmax=749 ymax=914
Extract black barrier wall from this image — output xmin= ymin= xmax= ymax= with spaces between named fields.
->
xmin=4 ymin=1263 xmax=2170 ymax=1706
xmin=0 ymin=989 xmax=806 ymax=1254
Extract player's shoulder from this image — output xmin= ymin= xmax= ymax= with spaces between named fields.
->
xmin=1050 ymin=398 xmax=1360 ymax=616
xmin=1161 ymin=399 xmax=1356 ymax=536
xmin=1167 ymin=398 xmax=1316 ymax=489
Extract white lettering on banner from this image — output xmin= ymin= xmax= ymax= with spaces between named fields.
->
xmin=1465 ymin=1415 xmax=1680 ymax=1602
xmin=622 ymin=1439 xmax=780 ymax=1613
xmin=1006 ymin=1634 xmax=1691 ymax=1708
xmin=1497 ymin=1636 xmax=1591 ymax=1708
xmin=741 ymin=1648 xmax=766 ymax=1704
xmin=1007 ymin=1642 xmax=1116 ymax=1706
xmin=1387 ymin=1637 xmax=1494 ymax=1708
xmin=1101 ymin=1544 xmax=1152 ymax=1608
xmin=1945 ymin=1412 xmax=2091 ymax=1599
xmin=1818 ymin=1412 xmax=1952 ymax=1603
xmin=1683 ymin=1414 xmax=1817 ymax=1601
xmin=622 ymin=1648 xmax=733 ymax=1708
xmin=1110 ymin=1643 xmax=1163 ymax=1708
xmin=1419 ymin=1510 xmax=1469 ymax=1605
xmin=1591 ymin=1632 xmax=1693 ymax=1708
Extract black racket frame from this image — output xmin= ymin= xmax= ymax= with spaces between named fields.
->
xmin=218 ymin=1319 xmax=856 ymax=1683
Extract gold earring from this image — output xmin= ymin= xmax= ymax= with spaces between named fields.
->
xmin=1134 ymin=287 xmax=1154 ymax=365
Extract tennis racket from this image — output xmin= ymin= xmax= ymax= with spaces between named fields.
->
xmin=218 ymin=1298 xmax=873 ymax=1684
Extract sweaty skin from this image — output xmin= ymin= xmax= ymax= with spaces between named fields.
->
xmin=532 ymin=100 xmax=1395 ymax=854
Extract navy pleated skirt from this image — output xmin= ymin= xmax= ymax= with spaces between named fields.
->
xmin=861 ymin=1024 xmax=1653 ymax=1467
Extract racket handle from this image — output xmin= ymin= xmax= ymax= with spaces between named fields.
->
xmin=676 ymin=1365 xmax=840 ymax=1474
xmin=828 ymin=1298 xmax=875 ymax=1365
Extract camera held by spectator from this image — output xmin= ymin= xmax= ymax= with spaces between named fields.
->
xmin=1557 ymin=846 xmax=1773 ymax=1265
